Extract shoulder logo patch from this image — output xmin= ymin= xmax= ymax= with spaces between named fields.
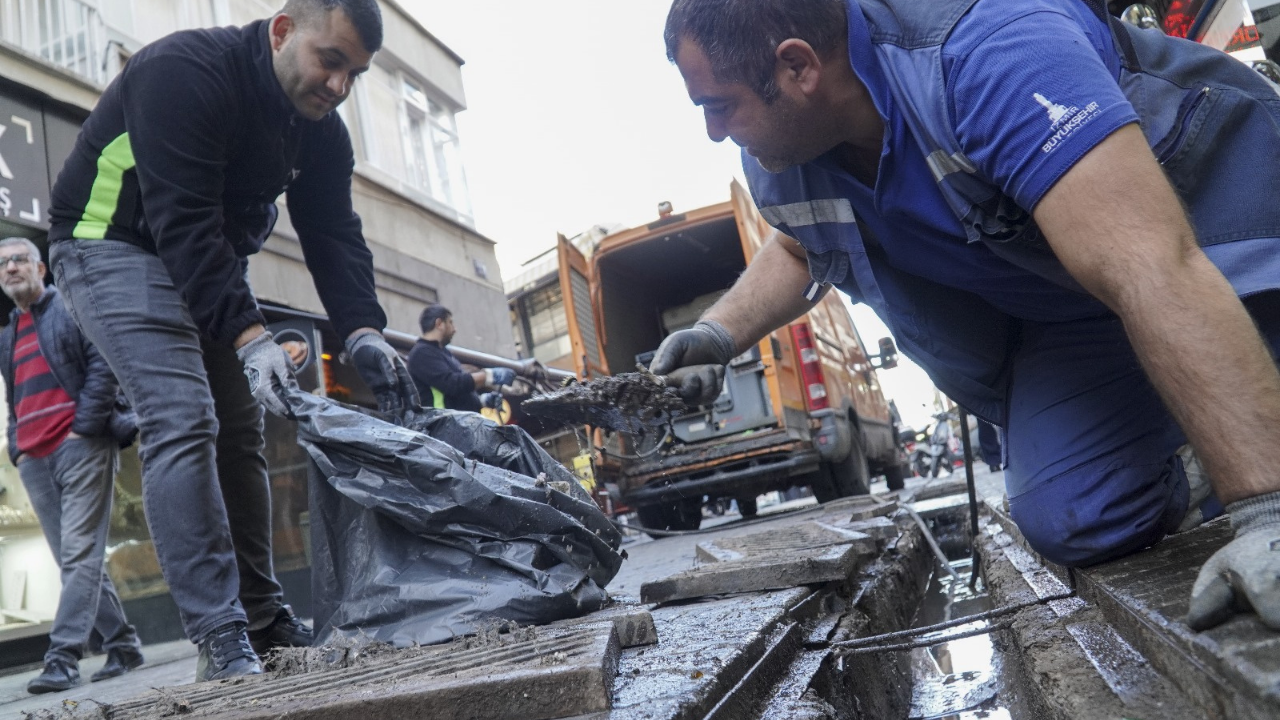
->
xmin=1035 ymin=93 xmax=1100 ymax=154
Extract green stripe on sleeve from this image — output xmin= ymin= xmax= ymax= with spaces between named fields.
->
xmin=72 ymin=133 xmax=136 ymax=240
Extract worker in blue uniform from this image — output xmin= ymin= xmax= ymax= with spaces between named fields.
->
xmin=652 ymin=0 xmax=1280 ymax=631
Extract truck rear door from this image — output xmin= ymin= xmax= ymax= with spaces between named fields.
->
xmin=557 ymin=234 xmax=608 ymax=379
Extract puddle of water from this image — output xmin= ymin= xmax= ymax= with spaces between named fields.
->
xmin=909 ymin=558 xmax=1025 ymax=720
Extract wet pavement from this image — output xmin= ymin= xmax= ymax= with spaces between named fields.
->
xmin=3 ymin=466 xmax=1004 ymax=719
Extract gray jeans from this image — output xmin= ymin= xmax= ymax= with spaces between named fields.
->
xmin=51 ymin=239 xmax=283 ymax=642
xmin=20 ymin=435 xmax=141 ymax=664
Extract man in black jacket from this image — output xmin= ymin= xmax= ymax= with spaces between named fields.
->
xmin=0 ymin=237 xmax=143 ymax=693
xmin=46 ymin=0 xmax=417 ymax=681
xmin=408 ymin=305 xmax=515 ymax=412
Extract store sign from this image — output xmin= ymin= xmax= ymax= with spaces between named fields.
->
xmin=0 ymin=90 xmax=63 ymax=232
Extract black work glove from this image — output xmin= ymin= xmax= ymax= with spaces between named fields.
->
xmin=346 ymin=332 xmax=420 ymax=416
xmin=649 ymin=319 xmax=736 ymax=405
xmin=237 ymin=331 xmax=299 ymax=419
xmin=479 ymin=392 xmax=503 ymax=409
xmin=1187 ymin=490 xmax=1280 ymax=631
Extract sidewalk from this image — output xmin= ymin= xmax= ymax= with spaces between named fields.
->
xmin=1 ymin=638 xmax=197 ymax=717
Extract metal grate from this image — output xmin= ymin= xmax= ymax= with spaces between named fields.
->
xmin=83 ymin=625 xmax=619 ymax=720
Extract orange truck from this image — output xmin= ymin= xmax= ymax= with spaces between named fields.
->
xmin=556 ymin=182 xmax=907 ymax=532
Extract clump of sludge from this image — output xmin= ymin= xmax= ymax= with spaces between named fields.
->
xmin=522 ymin=370 xmax=686 ymax=434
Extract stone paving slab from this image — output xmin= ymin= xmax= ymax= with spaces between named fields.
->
xmin=985 ymin=504 xmax=1280 ymax=720
xmin=607 ymin=588 xmax=811 ymax=719
xmin=44 ymin=624 xmax=620 ymax=720
xmin=642 ymin=535 xmax=873 ymax=605
xmin=693 ymin=521 xmax=877 ymax=564
xmin=979 ymin=518 xmax=1202 ymax=720
xmin=548 ymin=601 xmax=657 ymax=648
xmin=1075 ymin=518 xmax=1280 ymax=720
xmin=909 ymin=493 xmax=971 ymax=520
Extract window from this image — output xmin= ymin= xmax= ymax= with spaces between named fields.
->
xmin=519 ymin=284 xmax=572 ymax=365
xmin=399 ymin=77 xmax=473 ymax=220
xmin=340 ymin=65 xmax=473 ymax=224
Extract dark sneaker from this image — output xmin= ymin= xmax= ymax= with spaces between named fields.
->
xmin=248 ymin=605 xmax=313 ymax=656
xmin=27 ymin=659 xmax=81 ymax=694
xmin=90 ymin=646 xmax=145 ymax=682
xmin=196 ymin=622 xmax=262 ymax=682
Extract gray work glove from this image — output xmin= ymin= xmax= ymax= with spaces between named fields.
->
xmin=486 ymin=367 xmax=517 ymax=388
xmin=649 ymin=319 xmax=736 ymax=405
xmin=479 ymin=392 xmax=503 ymax=410
xmin=346 ymin=332 xmax=420 ymax=417
xmin=1187 ymin=490 xmax=1280 ymax=631
xmin=237 ymin=332 xmax=298 ymax=419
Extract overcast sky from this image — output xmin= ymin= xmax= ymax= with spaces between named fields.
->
xmin=398 ymin=0 xmax=942 ymax=428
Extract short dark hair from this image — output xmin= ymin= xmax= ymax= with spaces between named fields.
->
xmin=664 ymin=0 xmax=846 ymax=102
xmin=419 ymin=304 xmax=452 ymax=334
xmin=282 ymin=0 xmax=383 ymax=53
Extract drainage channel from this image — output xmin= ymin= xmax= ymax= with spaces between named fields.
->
xmin=902 ymin=555 xmax=1045 ymax=720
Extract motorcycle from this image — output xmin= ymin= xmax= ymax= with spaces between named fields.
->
xmin=925 ymin=411 xmax=963 ymax=478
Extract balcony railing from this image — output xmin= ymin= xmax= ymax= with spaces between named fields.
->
xmin=0 ymin=0 xmax=109 ymax=85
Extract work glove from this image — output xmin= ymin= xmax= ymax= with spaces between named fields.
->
xmin=1187 ymin=490 xmax=1280 ymax=631
xmin=479 ymin=392 xmax=503 ymax=409
xmin=346 ymin=332 xmax=420 ymax=417
xmin=649 ymin=319 xmax=736 ymax=405
xmin=237 ymin=332 xmax=299 ymax=419
xmin=486 ymin=367 xmax=517 ymax=388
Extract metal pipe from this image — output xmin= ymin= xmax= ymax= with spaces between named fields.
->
xmin=382 ymin=328 xmax=575 ymax=383
xmin=957 ymin=407 xmax=981 ymax=589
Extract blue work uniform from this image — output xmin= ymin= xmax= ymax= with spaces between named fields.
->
xmin=744 ymin=0 xmax=1280 ymax=566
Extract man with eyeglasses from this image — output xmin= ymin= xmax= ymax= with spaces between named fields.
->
xmin=43 ymin=0 xmax=418 ymax=681
xmin=0 ymin=237 xmax=143 ymax=694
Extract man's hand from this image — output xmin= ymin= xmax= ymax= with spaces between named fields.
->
xmin=236 ymin=331 xmax=298 ymax=418
xmin=485 ymin=367 xmax=516 ymax=388
xmin=479 ymin=391 xmax=503 ymax=409
xmin=649 ymin=320 xmax=736 ymax=404
xmin=1187 ymin=492 xmax=1280 ymax=631
xmin=346 ymin=330 xmax=419 ymax=416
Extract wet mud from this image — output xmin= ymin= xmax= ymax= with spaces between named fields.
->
xmin=521 ymin=371 xmax=688 ymax=434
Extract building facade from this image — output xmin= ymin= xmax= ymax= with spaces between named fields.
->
xmin=0 ymin=0 xmax=510 ymax=655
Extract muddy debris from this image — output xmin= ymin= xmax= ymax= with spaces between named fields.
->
xmin=521 ymin=370 xmax=688 ymax=434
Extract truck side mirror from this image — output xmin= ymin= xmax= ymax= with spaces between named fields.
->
xmin=875 ymin=337 xmax=898 ymax=370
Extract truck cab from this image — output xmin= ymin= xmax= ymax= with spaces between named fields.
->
xmin=557 ymin=182 xmax=906 ymax=532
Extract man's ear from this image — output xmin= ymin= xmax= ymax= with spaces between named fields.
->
xmin=269 ymin=14 xmax=295 ymax=52
xmin=776 ymin=39 xmax=823 ymax=96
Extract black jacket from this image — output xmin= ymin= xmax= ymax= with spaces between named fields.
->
xmin=407 ymin=339 xmax=481 ymax=412
xmin=0 ymin=286 xmax=137 ymax=462
xmin=48 ymin=21 xmax=384 ymax=347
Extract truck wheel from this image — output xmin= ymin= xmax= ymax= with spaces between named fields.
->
xmin=808 ymin=464 xmax=841 ymax=504
xmin=831 ymin=437 xmax=871 ymax=496
xmin=636 ymin=497 xmax=703 ymax=536
xmin=884 ymin=462 xmax=906 ymax=492
xmin=736 ymin=495 xmax=759 ymax=519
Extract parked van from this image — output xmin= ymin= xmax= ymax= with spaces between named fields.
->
xmin=556 ymin=182 xmax=906 ymax=532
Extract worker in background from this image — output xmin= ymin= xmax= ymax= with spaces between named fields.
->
xmin=409 ymin=305 xmax=516 ymax=412
xmin=45 ymin=0 xmax=418 ymax=681
xmin=0 ymin=237 xmax=143 ymax=693
xmin=656 ymin=0 xmax=1280 ymax=630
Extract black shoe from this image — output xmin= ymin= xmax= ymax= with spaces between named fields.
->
xmin=196 ymin=622 xmax=262 ymax=682
xmin=989 ymin=464 xmax=1002 ymax=472
xmin=248 ymin=605 xmax=313 ymax=656
xmin=91 ymin=646 xmax=145 ymax=682
xmin=27 ymin=659 xmax=81 ymax=694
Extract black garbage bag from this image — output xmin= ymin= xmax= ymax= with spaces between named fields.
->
xmin=290 ymin=392 xmax=623 ymax=647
